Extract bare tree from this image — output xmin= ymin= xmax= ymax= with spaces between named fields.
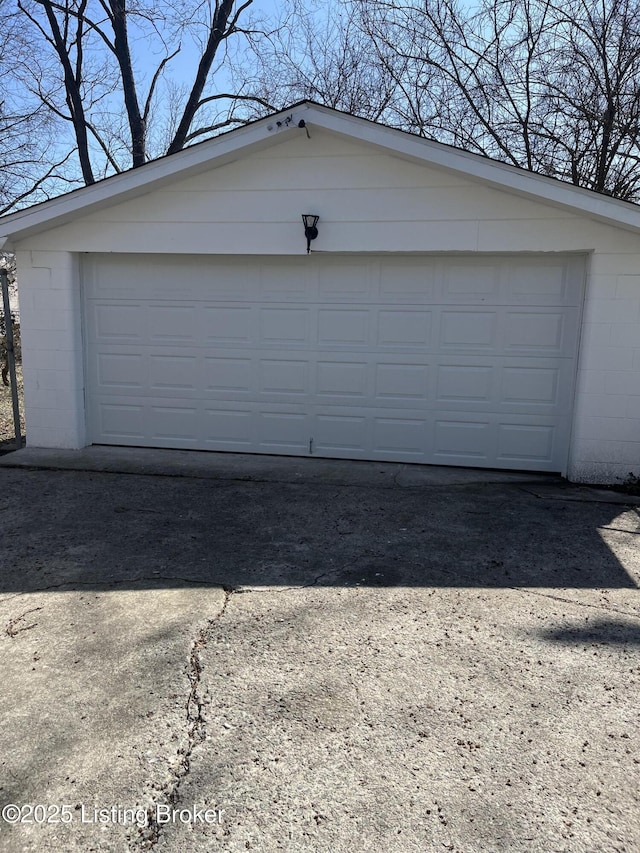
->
xmin=0 ymin=252 xmax=19 ymax=388
xmin=11 ymin=0 xmax=282 ymax=186
xmin=233 ymin=1 xmax=399 ymax=122
xmin=7 ymin=0 xmax=640 ymax=204
xmin=353 ymin=0 xmax=640 ymax=200
xmin=0 ymin=1 xmax=72 ymax=212
xmin=541 ymin=0 xmax=640 ymax=196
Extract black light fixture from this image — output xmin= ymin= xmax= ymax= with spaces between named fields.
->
xmin=302 ymin=214 xmax=319 ymax=253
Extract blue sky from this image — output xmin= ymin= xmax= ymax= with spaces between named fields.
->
xmin=160 ymin=0 xmax=480 ymax=86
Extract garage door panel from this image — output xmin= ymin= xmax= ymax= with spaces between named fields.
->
xmin=374 ymin=362 xmax=429 ymax=402
xmin=377 ymin=310 xmax=432 ymax=347
xmin=315 ymin=414 xmax=370 ymax=454
xmin=95 ymin=402 xmax=146 ymax=440
xmin=444 ymin=263 xmax=501 ymax=297
xmin=436 ymin=363 xmax=494 ymax=404
xmin=257 ymin=409 xmax=310 ymax=452
xmin=202 ymin=408 xmax=254 ymax=449
xmin=378 ymin=259 xmax=436 ymax=301
xmin=434 ymin=418 xmax=494 ymax=461
xmin=440 ymin=311 xmax=498 ymax=350
xmin=147 ymin=304 xmax=199 ymax=343
xmin=318 ymin=310 xmax=370 ymax=346
xmin=260 ymin=308 xmax=311 ymax=344
xmin=319 ymin=262 xmax=371 ymax=298
xmin=205 ymin=306 xmax=252 ymax=343
xmin=204 ymin=356 xmax=253 ymax=392
xmin=438 ymin=257 xmax=581 ymax=306
xmin=96 ymin=352 xmax=145 ymax=389
xmin=317 ymin=361 xmax=368 ymax=399
xmin=504 ymin=311 xmax=564 ymax=352
xmin=259 ymin=359 xmax=309 ymax=395
xmin=205 ymin=265 xmax=254 ymax=300
xmin=373 ymin=416 xmax=428 ymax=457
xmin=497 ymin=422 xmax=556 ymax=463
xmin=84 ymin=253 xmax=584 ymax=472
xmin=89 ymin=302 xmax=145 ymax=343
xmin=149 ymin=354 xmax=198 ymax=390
xmin=433 ymin=412 xmax=565 ymax=469
xmin=504 ymin=308 xmax=580 ymax=355
xmin=149 ymin=405 xmax=200 ymax=443
xmin=509 ymin=262 xmax=569 ymax=301
xmin=260 ymin=262 xmax=315 ymax=299
xmin=432 ymin=357 xmax=573 ymax=414
xmin=501 ymin=365 xmax=560 ymax=407
xmin=85 ymin=256 xmax=254 ymax=300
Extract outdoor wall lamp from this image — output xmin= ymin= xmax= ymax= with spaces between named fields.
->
xmin=302 ymin=214 xmax=319 ymax=253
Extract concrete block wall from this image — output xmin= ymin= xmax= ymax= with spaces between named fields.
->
xmin=569 ymin=249 xmax=640 ymax=483
xmin=15 ymin=250 xmax=86 ymax=449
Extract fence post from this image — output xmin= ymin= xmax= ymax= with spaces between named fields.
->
xmin=0 ymin=268 xmax=22 ymax=450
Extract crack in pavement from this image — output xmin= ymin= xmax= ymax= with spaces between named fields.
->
xmin=512 ymin=587 xmax=640 ymax=620
xmin=0 ymin=576 xmax=232 ymax=605
xmin=5 ymin=605 xmax=43 ymax=637
xmin=1 ymin=566 xmax=637 ymax=619
xmin=418 ymin=560 xmax=640 ymax=619
xmin=236 ymin=570 xmax=337 ymax=594
xmin=597 ymin=525 xmax=640 ymax=535
xmin=518 ymin=485 xmax=640 ymax=506
xmin=130 ymin=586 xmax=235 ymax=852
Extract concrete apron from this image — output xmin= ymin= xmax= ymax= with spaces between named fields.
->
xmin=0 ymin=448 xmax=639 ymax=852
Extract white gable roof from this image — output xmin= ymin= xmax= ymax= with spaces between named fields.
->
xmin=3 ymin=100 xmax=640 ymax=247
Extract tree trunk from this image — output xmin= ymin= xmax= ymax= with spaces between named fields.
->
xmin=167 ymin=0 xmax=237 ymax=154
xmin=109 ymin=0 xmax=146 ymax=167
xmin=38 ymin=0 xmax=95 ymax=184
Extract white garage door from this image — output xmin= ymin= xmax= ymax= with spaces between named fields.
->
xmin=83 ymin=253 xmax=584 ymax=471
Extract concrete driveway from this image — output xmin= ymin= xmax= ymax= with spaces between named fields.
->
xmin=0 ymin=447 xmax=639 ymax=853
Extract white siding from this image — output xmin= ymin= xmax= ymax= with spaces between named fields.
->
xmin=11 ymin=128 xmax=640 ymax=482
xmin=15 ymin=130 xmax=585 ymax=255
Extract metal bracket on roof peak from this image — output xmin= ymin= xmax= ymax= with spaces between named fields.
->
xmin=266 ymin=113 xmax=311 ymax=139
xmin=266 ymin=114 xmax=294 ymax=133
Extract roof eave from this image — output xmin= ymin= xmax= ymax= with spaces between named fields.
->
xmin=2 ymin=101 xmax=640 ymax=243
xmin=0 ymin=104 xmax=313 ymax=244
xmin=304 ymin=103 xmax=640 ymax=234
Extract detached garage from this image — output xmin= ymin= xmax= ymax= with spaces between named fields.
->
xmin=1 ymin=102 xmax=639 ymax=482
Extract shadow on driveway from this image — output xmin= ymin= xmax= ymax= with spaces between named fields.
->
xmin=541 ymin=618 xmax=640 ymax=645
xmin=0 ymin=464 xmax=638 ymax=593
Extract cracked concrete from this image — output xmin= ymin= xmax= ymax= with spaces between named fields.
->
xmin=0 ymin=449 xmax=639 ymax=852
xmin=1 ymin=583 xmax=228 ymax=852
xmin=132 ymin=589 xmax=235 ymax=852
